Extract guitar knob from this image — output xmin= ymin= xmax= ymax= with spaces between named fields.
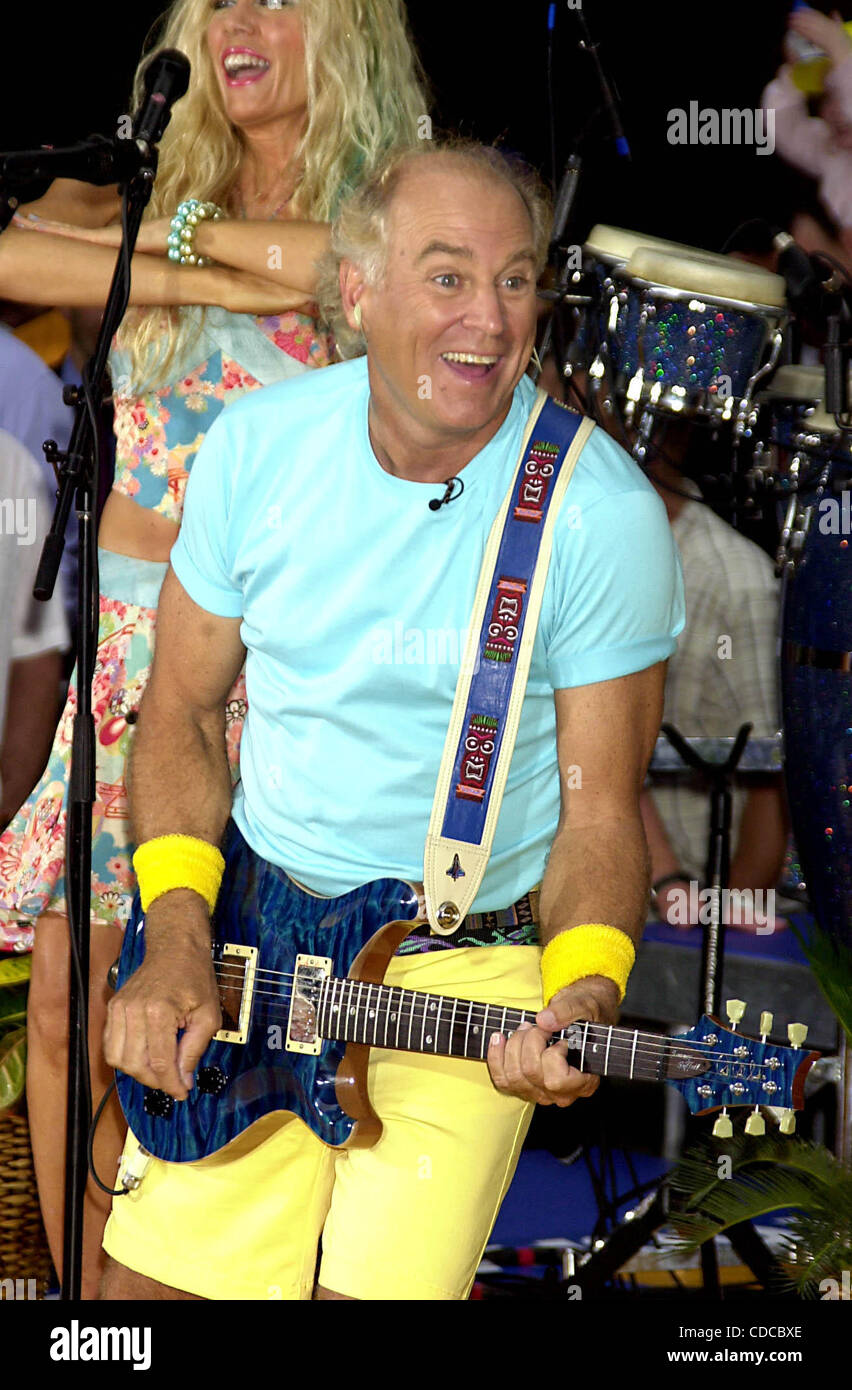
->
xmin=196 ymin=1066 xmax=228 ymax=1096
xmin=726 ymin=999 xmax=747 ymax=1028
xmin=788 ymin=1022 xmax=808 ymax=1048
xmin=143 ymin=1089 xmax=174 ymax=1119
xmin=779 ymin=1110 xmax=796 ymax=1135
xmin=712 ymin=1110 xmax=733 ymax=1138
xmin=745 ymin=1108 xmax=765 ymax=1136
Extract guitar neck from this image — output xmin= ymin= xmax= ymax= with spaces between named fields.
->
xmin=317 ymin=976 xmax=707 ymax=1085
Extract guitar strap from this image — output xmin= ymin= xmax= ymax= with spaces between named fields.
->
xmin=423 ymin=389 xmax=595 ymax=935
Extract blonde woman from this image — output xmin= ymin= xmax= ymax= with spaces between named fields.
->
xmin=0 ymin=0 xmax=428 ymax=1297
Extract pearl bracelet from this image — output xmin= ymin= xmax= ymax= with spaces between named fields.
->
xmin=167 ymin=199 xmax=223 ymax=266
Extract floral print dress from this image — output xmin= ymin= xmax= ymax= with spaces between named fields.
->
xmin=0 ymin=310 xmax=332 ymax=950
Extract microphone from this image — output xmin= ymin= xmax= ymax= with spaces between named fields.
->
xmin=0 ymin=50 xmax=190 ymax=191
xmin=428 ymin=477 xmax=464 ymax=511
xmin=772 ymin=229 xmax=836 ymax=317
xmin=133 ymin=49 xmax=191 ymax=155
xmin=0 ymin=134 xmax=138 ymax=189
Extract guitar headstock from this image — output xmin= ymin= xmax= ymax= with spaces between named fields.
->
xmin=666 ymin=1000 xmax=819 ymax=1135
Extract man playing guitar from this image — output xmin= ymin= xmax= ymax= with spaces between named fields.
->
xmin=101 ymin=141 xmax=684 ymax=1301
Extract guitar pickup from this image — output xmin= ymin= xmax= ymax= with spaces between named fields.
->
xmin=213 ymin=942 xmax=258 ymax=1045
xmin=286 ymin=954 xmax=332 ymax=1055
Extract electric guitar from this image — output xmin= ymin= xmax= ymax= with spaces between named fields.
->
xmin=114 ymin=869 xmax=819 ymax=1162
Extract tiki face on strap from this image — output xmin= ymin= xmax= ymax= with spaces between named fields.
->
xmin=422 ymin=392 xmax=594 ymax=934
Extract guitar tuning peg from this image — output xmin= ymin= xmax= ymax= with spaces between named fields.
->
xmin=760 ymin=1011 xmax=773 ymax=1037
xmin=745 ymin=1108 xmax=766 ymax=1136
xmin=726 ymin=999 xmax=747 ymax=1028
xmin=712 ymin=1109 xmax=733 ymax=1138
xmin=788 ymin=1022 xmax=808 ymax=1048
xmin=779 ymin=1110 xmax=796 ymax=1135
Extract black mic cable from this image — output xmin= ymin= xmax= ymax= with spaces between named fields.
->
xmin=428 ymin=477 xmax=464 ymax=511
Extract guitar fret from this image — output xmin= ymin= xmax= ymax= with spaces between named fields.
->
xmin=448 ymin=997 xmax=458 ymax=1057
xmin=421 ymin=992 xmax=429 ymax=1052
xmin=407 ymin=985 xmax=415 ymax=1052
xmin=329 ymin=977 xmax=339 ymax=1038
xmin=356 ymin=980 xmax=365 ymax=1041
xmin=465 ymin=1000 xmax=474 ymax=1058
xmin=480 ymin=1005 xmax=489 ymax=1060
xmin=395 ymin=986 xmax=402 ymax=1050
xmin=368 ymin=983 xmax=380 ymax=1044
xmin=580 ymin=1020 xmax=589 ymax=1071
xmin=499 ymin=1006 xmax=508 ymax=1043
xmin=629 ymin=1028 xmax=638 ymax=1080
xmin=604 ymin=1025 xmax=613 ymax=1076
xmin=433 ymin=997 xmax=443 ymax=1053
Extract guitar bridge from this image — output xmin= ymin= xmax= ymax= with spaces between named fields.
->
xmin=286 ymin=954 xmax=331 ymax=1055
xmin=213 ymin=942 xmax=258 ymax=1044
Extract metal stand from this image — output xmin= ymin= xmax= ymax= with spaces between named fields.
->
xmin=14 ymin=168 xmax=157 ymax=1302
xmin=567 ymin=723 xmax=787 ymax=1297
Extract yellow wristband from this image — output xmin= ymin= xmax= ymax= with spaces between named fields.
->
xmin=132 ymin=835 xmax=225 ymax=915
xmin=540 ymin=923 xmax=636 ymax=1005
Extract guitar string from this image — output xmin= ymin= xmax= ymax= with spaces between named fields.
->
xmin=209 ymin=965 xmax=786 ymax=1066
xmin=211 ymin=956 xmax=806 ymax=1061
xmin=208 ymin=985 xmax=780 ymax=1076
xmin=209 ymin=958 xmax=792 ymax=1058
xmin=209 ymin=961 xmax=778 ymax=1056
xmin=209 ymin=961 xmax=748 ymax=1056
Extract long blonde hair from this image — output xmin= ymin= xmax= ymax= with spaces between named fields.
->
xmin=121 ymin=0 xmax=429 ymax=390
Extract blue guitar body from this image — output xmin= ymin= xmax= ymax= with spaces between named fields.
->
xmin=114 ymin=836 xmax=817 ymax=1164
xmin=115 ymin=867 xmax=422 ymax=1160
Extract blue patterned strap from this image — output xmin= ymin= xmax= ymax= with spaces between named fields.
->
xmin=423 ymin=390 xmax=594 ymax=935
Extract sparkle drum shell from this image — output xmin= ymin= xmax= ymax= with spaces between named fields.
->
xmin=776 ymin=369 xmax=852 ymax=947
xmin=615 ymin=247 xmax=786 ymax=422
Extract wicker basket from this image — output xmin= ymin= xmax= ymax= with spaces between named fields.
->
xmin=0 ymin=1109 xmax=54 ymax=1298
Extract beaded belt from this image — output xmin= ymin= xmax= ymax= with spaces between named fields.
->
xmin=396 ymin=888 xmax=540 ymax=955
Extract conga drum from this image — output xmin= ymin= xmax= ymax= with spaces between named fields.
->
xmin=774 ymin=365 xmax=852 ymax=947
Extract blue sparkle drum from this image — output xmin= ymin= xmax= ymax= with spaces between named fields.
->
xmin=575 ymin=225 xmax=712 ymax=382
xmin=776 ymin=366 xmax=852 ymax=947
xmin=614 ymin=247 xmax=787 ymax=427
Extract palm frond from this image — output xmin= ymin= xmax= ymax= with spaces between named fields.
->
xmin=668 ymin=1134 xmax=852 ymax=1296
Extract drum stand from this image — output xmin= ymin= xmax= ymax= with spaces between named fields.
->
xmin=566 ymin=722 xmax=792 ymax=1298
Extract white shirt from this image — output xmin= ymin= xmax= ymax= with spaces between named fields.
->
xmin=0 ymin=428 xmax=69 ymax=800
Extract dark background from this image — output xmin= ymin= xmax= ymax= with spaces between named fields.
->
xmin=3 ymin=0 xmax=847 ymax=253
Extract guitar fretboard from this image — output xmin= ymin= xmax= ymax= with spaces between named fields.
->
xmin=316 ymin=976 xmax=707 ymax=1084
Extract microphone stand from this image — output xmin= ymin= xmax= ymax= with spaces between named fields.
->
xmin=23 ymin=150 xmax=158 ymax=1300
xmin=534 ymin=7 xmax=630 ymax=386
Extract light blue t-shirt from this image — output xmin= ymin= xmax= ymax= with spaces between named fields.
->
xmin=171 ymin=357 xmax=685 ymax=910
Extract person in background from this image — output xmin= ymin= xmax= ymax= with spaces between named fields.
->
xmin=0 ymin=316 xmax=76 ymax=635
xmin=762 ymin=7 xmax=852 ymax=271
xmin=0 ymin=431 xmax=68 ymax=829
xmin=640 ymin=451 xmax=789 ymax=932
xmin=0 ymin=0 xmax=428 ymax=1298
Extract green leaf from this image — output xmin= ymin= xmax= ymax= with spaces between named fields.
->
xmin=0 ymin=956 xmax=31 ymax=988
xmin=668 ymin=1132 xmax=852 ymax=1295
xmin=0 ymin=1026 xmax=26 ymax=1110
xmin=0 ymin=983 xmax=27 ymax=1030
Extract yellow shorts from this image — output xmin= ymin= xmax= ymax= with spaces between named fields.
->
xmin=103 ymin=944 xmax=543 ymax=1300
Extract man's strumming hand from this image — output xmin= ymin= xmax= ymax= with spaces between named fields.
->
xmin=103 ymin=894 xmax=222 ymax=1101
xmin=487 ymin=975 xmax=620 ymax=1107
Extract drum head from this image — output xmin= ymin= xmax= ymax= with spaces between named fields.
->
xmin=762 ymin=363 xmax=848 ymax=433
xmin=627 ymin=246 xmax=786 ymax=310
xmin=584 ymin=225 xmax=710 ymax=266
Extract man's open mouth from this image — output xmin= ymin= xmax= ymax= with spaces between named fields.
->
xmin=441 ymin=352 xmax=500 ymax=379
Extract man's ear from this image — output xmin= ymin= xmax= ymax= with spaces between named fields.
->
xmin=339 ymin=260 xmax=368 ymax=332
